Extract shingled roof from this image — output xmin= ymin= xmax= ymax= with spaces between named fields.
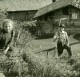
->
xmin=34 ymin=0 xmax=80 ymax=18
xmin=0 ymin=0 xmax=52 ymax=11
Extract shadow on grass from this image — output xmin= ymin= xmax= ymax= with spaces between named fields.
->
xmin=35 ymin=33 xmax=54 ymax=39
xmin=36 ymin=47 xmax=56 ymax=54
xmin=73 ymin=33 xmax=80 ymax=41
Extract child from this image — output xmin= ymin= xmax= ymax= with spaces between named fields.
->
xmin=0 ymin=19 xmax=15 ymax=57
xmin=53 ymin=24 xmax=72 ymax=57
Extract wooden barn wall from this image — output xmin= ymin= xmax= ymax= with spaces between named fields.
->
xmin=37 ymin=6 xmax=80 ymax=36
xmin=7 ymin=10 xmax=37 ymax=21
xmin=27 ymin=11 xmax=37 ymax=20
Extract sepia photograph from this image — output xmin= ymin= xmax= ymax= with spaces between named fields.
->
xmin=0 ymin=0 xmax=80 ymax=77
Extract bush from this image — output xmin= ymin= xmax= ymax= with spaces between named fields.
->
xmin=22 ymin=48 xmax=80 ymax=77
xmin=1 ymin=20 xmax=80 ymax=77
xmin=0 ymin=9 xmax=7 ymax=27
xmin=0 ymin=20 xmax=33 ymax=77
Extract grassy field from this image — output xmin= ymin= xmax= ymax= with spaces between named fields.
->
xmin=21 ymin=33 xmax=80 ymax=77
xmin=0 ymin=32 xmax=79 ymax=77
xmin=1 ymin=25 xmax=80 ymax=77
xmin=28 ymin=34 xmax=80 ymax=56
xmin=0 ymin=11 xmax=80 ymax=77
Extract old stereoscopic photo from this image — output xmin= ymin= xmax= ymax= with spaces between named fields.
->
xmin=0 ymin=0 xmax=80 ymax=77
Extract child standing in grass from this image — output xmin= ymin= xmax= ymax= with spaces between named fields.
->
xmin=53 ymin=23 xmax=72 ymax=58
xmin=0 ymin=19 xmax=15 ymax=57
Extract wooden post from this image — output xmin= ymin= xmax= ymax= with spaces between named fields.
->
xmin=18 ymin=47 xmax=22 ymax=77
xmin=47 ymin=51 xmax=48 ymax=57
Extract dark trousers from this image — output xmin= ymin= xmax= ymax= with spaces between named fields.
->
xmin=57 ymin=42 xmax=72 ymax=56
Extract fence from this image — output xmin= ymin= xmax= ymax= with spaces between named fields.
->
xmin=36 ymin=41 xmax=80 ymax=58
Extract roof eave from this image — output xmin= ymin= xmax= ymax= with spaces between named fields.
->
xmin=7 ymin=9 xmax=38 ymax=12
xmin=70 ymin=4 xmax=80 ymax=10
xmin=34 ymin=4 xmax=72 ymax=18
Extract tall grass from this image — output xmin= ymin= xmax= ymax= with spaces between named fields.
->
xmin=1 ymin=21 xmax=33 ymax=77
xmin=22 ymin=47 xmax=80 ymax=77
xmin=14 ymin=21 xmax=80 ymax=77
xmin=1 ymin=19 xmax=80 ymax=77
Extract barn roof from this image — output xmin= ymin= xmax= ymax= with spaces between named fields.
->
xmin=0 ymin=0 xmax=52 ymax=11
xmin=34 ymin=0 xmax=80 ymax=18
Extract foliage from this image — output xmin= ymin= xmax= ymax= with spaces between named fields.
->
xmin=2 ymin=20 xmax=79 ymax=77
xmin=22 ymin=47 xmax=80 ymax=77
xmin=1 ymin=20 xmax=80 ymax=77
xmin=0 ymin=20 xmax=33 ymax=77
xmin=0 ymin=9 xmax=80 ymax=77
xmin=0 ymin=9 xmax=7 ymax=19
xmin=0 ymin=9 xmax=7 ymax=27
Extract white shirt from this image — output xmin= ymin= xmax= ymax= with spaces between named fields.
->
xmin=54 ymin=30 xmax=69 ymax=46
